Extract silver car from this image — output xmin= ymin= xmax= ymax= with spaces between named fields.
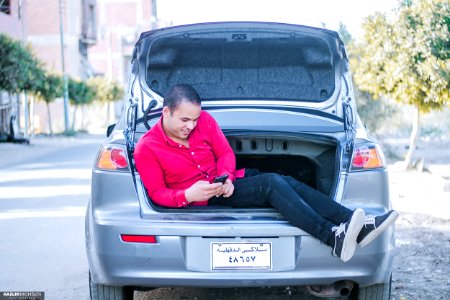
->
xmin=86 ymin=22 xmax=395 ymax=300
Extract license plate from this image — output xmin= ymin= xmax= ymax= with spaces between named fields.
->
xmin=211 ymin=242 xmax=272 ymax=270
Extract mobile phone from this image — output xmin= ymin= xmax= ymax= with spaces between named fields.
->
xmin=213 ymin=174 xmax=229 ymax=184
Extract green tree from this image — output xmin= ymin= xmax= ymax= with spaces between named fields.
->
xmin=68 ymin=78 xmax=95 ymax=131
xmin=338 ymin=23 xmax=399 ymax=137
xmin=0 ymin=34 xmax=44 ymax=94
xmin=0 ymin=34 xmax=45 ymax=139
xmin=87 ymin=77 xmax=124 ymax=124
xmin=34 ymin=73 xmax=63 ymax=135
xmin=351 ymin=0 xmax=450 ymax=168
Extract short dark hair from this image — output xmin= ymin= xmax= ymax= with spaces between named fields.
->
xmin=163 ymin=84 xmax=201 ymax=112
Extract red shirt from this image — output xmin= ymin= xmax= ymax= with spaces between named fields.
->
xmin=134 ymin=111 xmax=243 ymax=208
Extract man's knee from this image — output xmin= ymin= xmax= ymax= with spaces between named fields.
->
xmin=261 ymin=173 xmax=287 ymax=187
xmin=283 ymin=175 xmax=303 ymax=186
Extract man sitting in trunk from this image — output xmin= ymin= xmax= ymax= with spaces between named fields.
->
xmin=134 ymin=84 xmax=399 ymax=262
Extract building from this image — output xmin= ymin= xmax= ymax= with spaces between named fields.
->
xmin=88 ymin=0 xmax=166 ymax=122
xmin=1 ymin=0 xmax=166 ymax=136
xmin=0 ymin=0 xmax=24 ymax=39
xmin=89 ymin=0 xmax=159 ymax=84
xmin=27 ymin=0 xmax=97 ymax=79
xmin=26 ymin=0 xmax=98 ymax=134
xmin=1 ymin=0 xmax=98 ymax=136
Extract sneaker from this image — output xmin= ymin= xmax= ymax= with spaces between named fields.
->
xmin=357 ymin=210 xmax=399 ymax=247
xmin=332 ymin=208 xmax=365 ymax=262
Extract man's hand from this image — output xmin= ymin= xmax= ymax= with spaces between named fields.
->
xmin=220 ymin=179 xmax=234 ymax=198
xmin=185 ymin=180 xmax=223 ymax=203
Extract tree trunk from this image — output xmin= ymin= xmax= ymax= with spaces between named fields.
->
xmin=106 ymin=101 xmax=111 ymax=125
xmin=7 ymin=92 xmax=16 ymax=139
xmin=71 ymin=105 xmax=78 ymax=132
xmin=404 ymin=106 xmax=421 ymax=169
xmin=46 ymin=102 xmax=53 ymax=135
xmin=81 ymin=105 xmax=87 ymax=131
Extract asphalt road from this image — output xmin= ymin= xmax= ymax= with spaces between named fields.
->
xmin=0 ymin=135 xmax=103 ymax=300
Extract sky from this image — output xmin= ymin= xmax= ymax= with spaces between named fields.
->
xmin=157 ymin=0 xmax=397 ymax=40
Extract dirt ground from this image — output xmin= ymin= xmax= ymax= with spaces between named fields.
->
xmin=389 ymin=170 xmax=450 ymax=299
xmin=384 ymin=138 xmax=450 ymax=299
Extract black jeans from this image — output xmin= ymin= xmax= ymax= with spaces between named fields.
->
xmin=209 ymin=169 xmax=354 ymax=246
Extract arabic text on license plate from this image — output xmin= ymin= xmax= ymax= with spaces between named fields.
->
xmin=211 ymin=242 xmax=272 ymax=270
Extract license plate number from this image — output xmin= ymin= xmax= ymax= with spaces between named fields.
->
xmin=211 ymin=242 xmax=272 ymax=270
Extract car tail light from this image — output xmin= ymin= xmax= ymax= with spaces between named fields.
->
xmin=121 ymin=234 xmax=157 ymax=243
xmin=350 ymin=144 xmax=385 ymax=171
xmin=96 ymin=146 xmax=129 ymax=171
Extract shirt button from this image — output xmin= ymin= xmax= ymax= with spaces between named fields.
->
xmin=197 ymin=165 xmax=201 ymax=168
xmin=191 ymin=152 xmax=194 ymax=155
xmin=179 ymin=145 xmax=182 ymax=147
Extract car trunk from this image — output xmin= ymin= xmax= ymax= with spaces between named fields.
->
xmin=139 ymin=132 xmax=340 ymax=213
xmin=134 ymin=22 xmax=346 ymax=212
xmin=228 ymin=134 xmax=338 ymax=197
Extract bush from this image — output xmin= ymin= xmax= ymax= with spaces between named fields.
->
xmin=0 ymin=34 xmax=45 ymax=94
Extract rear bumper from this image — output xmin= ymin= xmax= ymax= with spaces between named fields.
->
xmin=86 ymin=208 xmax=396 ymax=289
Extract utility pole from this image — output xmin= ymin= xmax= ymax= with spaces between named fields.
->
xmin=59 ymin=0 xmax=70 ymax=132
xmin=18 ymin=0 xmax=29 ymax=140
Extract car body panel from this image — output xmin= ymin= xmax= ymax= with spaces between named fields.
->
xmin=86 ymin=205 xmax=394 ymax=288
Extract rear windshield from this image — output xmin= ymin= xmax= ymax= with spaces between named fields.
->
xmin=144 ymin=31 xmax=338 ymax=102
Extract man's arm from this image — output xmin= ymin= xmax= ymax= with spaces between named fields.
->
xmin=134 ymin=146 xmax=189 ymax=207
xmin=134 ymin=143 xmax=224 ymax=207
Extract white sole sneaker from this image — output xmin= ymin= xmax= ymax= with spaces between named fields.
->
xmin=359 ymin=210 xmax=400 ymax=248
xmin=340 ymin=208 xmax=365 ymax=262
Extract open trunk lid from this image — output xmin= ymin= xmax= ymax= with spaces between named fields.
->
xmin=129 ymin=22 xmax=356 ymax=147
xmin=134 ymin=22 xmax=348 ymax=112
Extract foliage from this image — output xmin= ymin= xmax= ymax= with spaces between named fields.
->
xmin=68 ymin=78 xmax=95 ymax=106
xmin=354 ymin=86 xmax=400 ymax=135
xmin=87 ymin=77 xmax=124 ymax=103
xmin=350 ymin=0 xmax=450 ymax=113
xmin=338 ymin=22 xmax=400 ymax=136
xmin=349 ymin=0 xmax=449 ymax=167
xmin=0 ymin=34 xmax=45 ymax=94
xmin=68 ymin=78 xmax=95 ymax=131
xmin=35 ymin=73 xmax=64 ymax=104
xmin=33 ymin=72 xmax=64 ymax=135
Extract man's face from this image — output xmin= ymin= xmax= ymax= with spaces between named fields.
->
xmin=162 ymin=100 xmax=201 ymax=141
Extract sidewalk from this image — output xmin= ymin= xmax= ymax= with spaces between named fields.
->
xmin=0 ymin=133 xmax=105 ymax=169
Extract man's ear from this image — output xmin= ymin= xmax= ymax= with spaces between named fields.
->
xmin=162 ymin=106 xmax=170 ymax=117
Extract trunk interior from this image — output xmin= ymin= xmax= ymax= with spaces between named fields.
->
xmin=145 ymin=134 xmax=339 ymax=211
xmin=228 ymin=135 xmax=338 ymax=197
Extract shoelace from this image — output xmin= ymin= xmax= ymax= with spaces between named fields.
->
xmin=364 ymin=215 xmax=376 ymax=227
xmin=331 ymin=223 xmax=346 ymax=236
xmin=331 ymin=223 xmax=347 ymax=257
